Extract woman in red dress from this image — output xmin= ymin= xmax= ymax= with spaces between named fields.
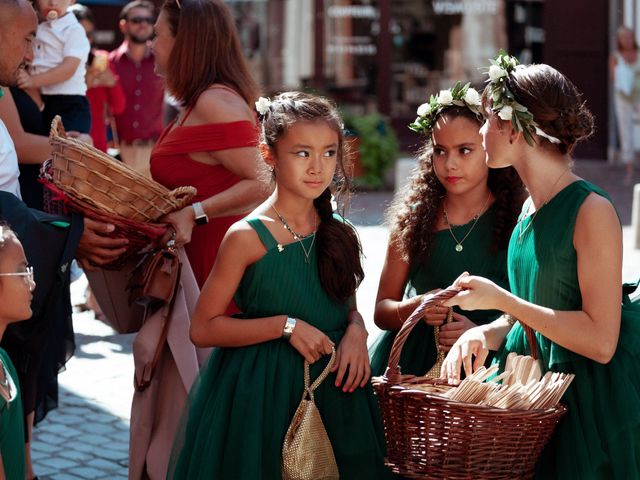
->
xmin=150 ymin=0 xmax=267 ymax=290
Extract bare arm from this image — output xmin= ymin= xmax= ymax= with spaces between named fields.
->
xmin=0 ymin=87 xmax=50 ymax=164
xmin=17 ymin=57 xmax=81 ymax=89
xmin=190 ymin=222 xmax=334 ymax=363
xmin=446 ymin=193 xmax=622 ymax=364
xmin=374 ymin=237 xmax=448 ymax=330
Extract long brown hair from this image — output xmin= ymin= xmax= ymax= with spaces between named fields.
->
xmin=161 ymin=0 xmax=259 ymax=108
xmin=259 ymin=92 xmax=364 ymax=304
xmin=388 ymin=107 xmax=526 ymax=265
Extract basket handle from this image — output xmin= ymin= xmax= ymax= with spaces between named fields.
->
xmin=167 ymin=186 xmax=198 ymax=210
xmin=384 ymin=286 xmax=462 ymax=384
xmin=49 ymin=115 xmax=66 ymax=140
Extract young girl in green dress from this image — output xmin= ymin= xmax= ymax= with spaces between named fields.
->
xmin=168 ymin=92 xmax=392 ymax=479
xmin=369 ymin=82 xmax=525 ymax=377
xmin=442 ymin=52 xmax=640 ymax=479
xmin=0 ymin=225 xmax=36 ymax=480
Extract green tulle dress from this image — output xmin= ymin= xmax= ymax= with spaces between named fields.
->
xmin=168 ymin=218 xmax=393 ymax=480
xmin=369 ymin=204 xmax=509 ymax=377
xmin=0 ymin=347 xmax=25 ymax=480
xmin=494 ymin=180 xmax=640 ymax=479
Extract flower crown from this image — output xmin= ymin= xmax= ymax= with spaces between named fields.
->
xmin=485 ymin=50 xmax=560 ymax=146
xmin=409 ymin=82 xmax=482 ymax=135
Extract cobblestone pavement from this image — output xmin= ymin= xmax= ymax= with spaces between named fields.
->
xmin=31 ymin=160 xmax=640 ymax=479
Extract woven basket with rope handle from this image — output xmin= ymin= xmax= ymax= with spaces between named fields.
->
xmin=372 ymin=286 xmax=567 ymax=480
xmin=48 ymin=116 xmax=196 ymax=223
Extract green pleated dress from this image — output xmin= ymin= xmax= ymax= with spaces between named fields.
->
xmin=168 ymin=218 xmax=393 ymax=480
xmin=369 ymin=204 xmax=509 ymax=377
xmin=494 ymin=180 xmax=640 ymax=479
xmin=0 ymin=347 xmax=26 ymax=480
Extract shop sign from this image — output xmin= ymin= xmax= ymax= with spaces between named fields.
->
xmin=432 ymin=0 xmax=500 ymax=15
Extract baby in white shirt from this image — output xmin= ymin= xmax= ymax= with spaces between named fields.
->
xmin=17 ymin=0 xmax=91 ymax=133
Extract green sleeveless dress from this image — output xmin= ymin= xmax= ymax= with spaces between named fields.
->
xmin=0 ymin=347 xmax=25 ymax=480
xmin=369 ymin=205 xmax=509 ymax=377
xmin=494 ymin=180 xmax=640 ymax=479
xmin=168 ymin=218 xmax=393 ymax=479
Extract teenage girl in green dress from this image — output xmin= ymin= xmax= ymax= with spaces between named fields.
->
xmin=168 ymin=92 xmax=392 ymax=479
xmin=0 ymin=225 xmax=36 ymax=480
xmin=369 ymin=83 xmax=525 ymax=377
xmin=442 ymin=53 xmax=640 ymax=479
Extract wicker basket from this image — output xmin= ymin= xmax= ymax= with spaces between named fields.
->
xmin=372 ymin=287 xmax=567 ymax=480
xmin=48 ymin=116 xmax=196 ymax=222
xmin=41 ymin=164 xmax=168 ymax=270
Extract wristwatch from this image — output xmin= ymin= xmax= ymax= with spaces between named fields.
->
xmin=192 ymin=202 xmax=208 ymax=226
xmin=282 ymin=316 xmax=297 ymax=340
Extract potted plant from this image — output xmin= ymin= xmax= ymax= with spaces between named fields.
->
xmin=343 ymin=112 xmax=399 ymax=189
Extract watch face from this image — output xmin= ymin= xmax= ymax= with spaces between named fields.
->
xmin=195 ymin=215 xmax=208 ymax=226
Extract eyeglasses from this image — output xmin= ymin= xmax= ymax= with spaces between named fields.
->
xmin=128 ymin=16 xmax=155 ymax=25
xmin=0 ymin=266 xmax=34 ymax=285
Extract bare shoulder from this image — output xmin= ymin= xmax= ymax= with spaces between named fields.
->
xmin=574 ymin=192 xmax=621 ymax=245
xmin=221 ymin=218 xmax=269 ymax=265
xmin=192 ymin=86 xmax=255 ymax=124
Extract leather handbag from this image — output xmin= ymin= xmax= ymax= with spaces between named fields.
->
xmin=127 ymin=245 xmax=180 ymax=308
xmin=282 ymin=348 xmax=339 ymax=480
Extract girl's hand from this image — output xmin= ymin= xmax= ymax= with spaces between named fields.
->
xmin=438 ymin=312 xmax=477 ymax=352
xmin=289 ymin=320 xmax=335 ymax=364
xmin=331 ymin=322 xmax=371 ymax=392
xmin=422 ymin=304 xmax=449 ymax=326
xmin=440 ymin=325 xmax=489 ymax=383
xmin=16 ymin=69 xmax=33 ymax=89
xmin=443 ymin=273 xmax=506 ymax=312
xmin=160 ymin=206 xmax=196 ymax=247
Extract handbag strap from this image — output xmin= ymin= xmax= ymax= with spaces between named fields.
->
xmin=303 ymin=347 xmax=336 ymax=401
xmin=134 ymin=261 xmax=182 ymax=392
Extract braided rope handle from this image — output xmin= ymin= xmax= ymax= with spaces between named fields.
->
xmin=50 ymin=115 xmax=67 ymax=140
xmin=303 ymin=346 xmax=336 ymax=401
xmin=385 ymin=286 xmax=462 ymax=383
xmin=167 ymin=186 xmax=198 ymax=210
xmin=424 ymin=307 xmax=453 ymax=379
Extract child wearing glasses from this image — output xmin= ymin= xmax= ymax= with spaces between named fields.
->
xmin=0 ymin=225 xmax=36 ymax=480
xmin=16 ymin=0 xmax=91 ymax=134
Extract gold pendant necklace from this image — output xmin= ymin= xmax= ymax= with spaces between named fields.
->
xmin=517 ymin=169 xmax=569 ymax=244
xmin=272 ymin=205 xmax=317 ymax=264
xmin=443 ymin=193 xmax=491 ymax=252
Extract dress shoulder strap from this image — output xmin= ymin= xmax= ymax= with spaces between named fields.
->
xmin=245 ymin=218 xmax=278 ymax=251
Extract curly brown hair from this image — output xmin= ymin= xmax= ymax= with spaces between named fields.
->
xmin=387 ymin=106 xmax=526 ymax=265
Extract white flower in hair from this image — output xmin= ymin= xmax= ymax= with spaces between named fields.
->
xmin=255 ymin=97 xmax=271 ymax=115
xmin=463 ymin=88 xmax=481 ymax=107
xmin=437 ymin=90 xmax=453 ymax=106
xmin=488 ymin=65 xmax=508 ymax=81
xmin=498 ymin=105 xmax=513 ymax=121
xmin=417 ymin=102 xmax=431 ymax=117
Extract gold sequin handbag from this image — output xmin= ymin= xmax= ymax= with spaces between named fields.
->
xmin=424 ymin=307 xmax=453 ymax=378
xmin=282 ymin=347 xmax=339 ymax=480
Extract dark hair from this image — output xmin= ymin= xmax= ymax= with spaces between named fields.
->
xmin=161 ymin=0 xmax=259 ymax=108
xmin=388 ymin=106 xmax=526 ymax=264
xmin=260 ymin=92 xmax=364 ymax=304
xmin=482 ymin=64 xmax=594 ymax=155
xmin=69 ymin=4 xmax=94 ymax=25
xmin=119 ymin=0 xmax=154 ymax=20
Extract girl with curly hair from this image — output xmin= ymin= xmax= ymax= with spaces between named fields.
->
xmin=369 ymin=82 xmax=526 ymax=377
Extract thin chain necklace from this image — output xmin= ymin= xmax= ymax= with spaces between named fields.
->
xmin=518 ymin=169 xmax=569 ymax=244
xmin=272 ymin=205 xmax=317 ymax=264
xmin=443 ymin=193 xmax=491 ymax=252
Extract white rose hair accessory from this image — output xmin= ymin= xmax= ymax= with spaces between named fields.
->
xmin=255 ymin=96 xmax=272 ymax=118
xmin=485 ymin=50 xmax=561 ymax=146
xmin=409 ymin=81 xmax=482 ymax=135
